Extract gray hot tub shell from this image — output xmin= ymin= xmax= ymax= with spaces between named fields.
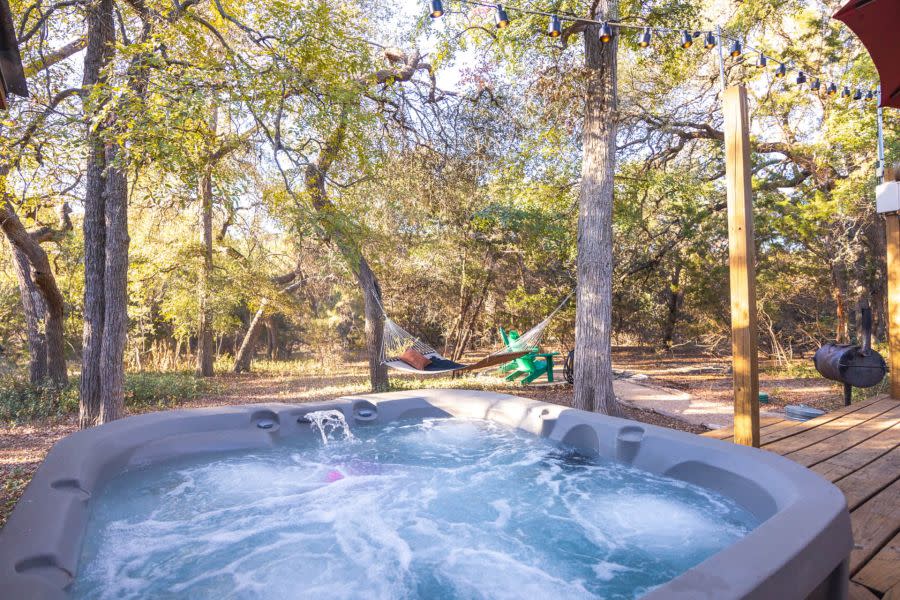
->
xmin=0 ymin=389 xmax=852 ymax=599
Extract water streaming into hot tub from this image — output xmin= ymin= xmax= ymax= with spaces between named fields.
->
xmin=70 ymin=417 xmax=758 ymax=599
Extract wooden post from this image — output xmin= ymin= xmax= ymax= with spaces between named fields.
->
xmin=723 ymin=85 xmax=760 ymax=447
xmin=885 ymin=213 xmax=900 ymax=399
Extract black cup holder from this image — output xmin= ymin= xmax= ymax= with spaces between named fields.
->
xmin=251 ymin=410 xmax=280 ymax=432
xmin=353 ymin=401 xmax=378 ymax=422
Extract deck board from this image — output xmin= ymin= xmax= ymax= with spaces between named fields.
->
xmin=702 ymin=395 xmax=900 ymax=596
xmin=811 ymin=423 xmax=900 ymax=482
xmin=854 ymin=530 xmax=900 ymax=594
xmin=849 ymin=581 xmax=880 ymax=600
xmin=709 ymin=416 xmax=785 ymax=442
xmin=848 ymin=477 xmax=900 ymax=574
xmin=784 ymin=405 xmax=900 ymax=468
xmin=756 ymin=396 xmax=885 ymax=446
xmin=836 ymin=445 xmax=900 ymax=511
xmin=764 ymin=399 xmax=899 ymax=456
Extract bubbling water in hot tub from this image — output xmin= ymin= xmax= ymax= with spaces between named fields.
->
xmin=303 ymin=409 xmax=356 ymax=445
xmin=71 ymin=417 xmax=758 ymax=600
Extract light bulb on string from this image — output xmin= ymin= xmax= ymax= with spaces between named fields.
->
xmin=637 ymin=27 xmax=651 ymax=48
xmin=599 ymin=22 xmax=613 ymax=43
xmin=494 ymin=4 xmax=509 ymax=28
xmin=423 ymin=6 xmax=878 ymax=109
xmin=547 ymin=15 xmax=561 ymax=37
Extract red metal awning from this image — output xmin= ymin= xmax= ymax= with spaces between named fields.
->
xmin=834 ymin=0 xmax=900 ymax=109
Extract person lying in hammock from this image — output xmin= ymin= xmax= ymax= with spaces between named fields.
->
xmin=388 ymin=343 xmax=525 ymax=374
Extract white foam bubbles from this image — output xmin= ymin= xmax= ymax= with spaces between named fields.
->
xmin=71 ymin=417 xmax=757 ymax=600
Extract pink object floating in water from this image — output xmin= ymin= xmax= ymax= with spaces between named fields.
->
xmin=325 ymin=470 xmax=345 ymax=483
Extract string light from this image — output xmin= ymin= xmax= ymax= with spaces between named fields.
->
xmin=429 ymin=0 xmax=877 ymax=107
xmin=494 ymin=4 xmax=509 ymax=28
xmin=637 ymin=27 xmax=651 ymax=48
xmin=547 ymin=15 xmax=561 ymax=37
xmin=599 ymin=22 xmax=613 ymax=43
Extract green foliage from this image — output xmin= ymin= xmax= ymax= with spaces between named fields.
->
xmin=124 ymin=372 xmax=215 ymax=412
xmin=0 ymin=378 xmax=79 ymax=423
xmin=0 ymin=0 xmax=895 ymax=393
xmin=0 ymin=372 xmax=214 ymax=423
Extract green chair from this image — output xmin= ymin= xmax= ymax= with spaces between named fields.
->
xmin=498 ymin=327 xmax=532 ymax=373
xmin=498 ymin=327 xmax=558 ymax=384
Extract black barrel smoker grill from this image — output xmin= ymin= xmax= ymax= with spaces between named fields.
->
xmin=813 ymin=307 xmax=887 ymax=405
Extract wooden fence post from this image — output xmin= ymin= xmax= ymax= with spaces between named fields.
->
xmin=724 ymin=85 xmax=760 ymax=447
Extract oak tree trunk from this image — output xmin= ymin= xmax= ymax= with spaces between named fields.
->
xmin=358 ymin=257 xmax=388 ymax=392
xmin=1 ymin=202 xmax=69 ymax=387
xmin=196 ymin=162 xmax=215 ymax=376
xmin=573 ymin=9 xmax=620 ymax=416
xmin=305 ymin=116 xmax=388 ymax=393
xmin=265 ymin=317 xmax=276 ymax=359
xmin=9 ymin=243 xmax=48 ymax=383
xmin=80 ymin=0 xmax=133 ymax=427
xmin=233 ymin=304 xmax=267 ymax=373
xmin=231 ymin=275 xmax=303 ymax=373
xmin=831 ymin=259 xmax=849 ymax=343
xmin=661 ymin=261 xmax=683 ymax=348
xmin=98 ymin=148 xmax=129 ymax=423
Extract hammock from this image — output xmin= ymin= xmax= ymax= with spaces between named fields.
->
xmin=380 ymin=291 xmax=573 ymax=375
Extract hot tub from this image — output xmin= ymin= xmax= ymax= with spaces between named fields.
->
xmin=0 ymin=389 xmax=851 ymax=599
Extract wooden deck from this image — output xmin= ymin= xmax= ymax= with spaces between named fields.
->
xmin=702 ymin=395 xmax=900 ymax=600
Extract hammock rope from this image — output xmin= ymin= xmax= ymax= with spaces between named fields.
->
xmin=378 ymin=291 xmax=574 ymax=374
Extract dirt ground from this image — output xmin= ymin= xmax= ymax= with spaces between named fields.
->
xmin=0 ymin=347 xmax=852 ymax=528
xmin=612 ymin=347 xmax=866 ymax=412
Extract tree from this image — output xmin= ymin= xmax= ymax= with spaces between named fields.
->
xmin=196 ymin=105 xmax=217 ymax=377
xmin=0 ymin=8 xmax=82 ymax=387
xmin=79 ymin=0 xmax=119 ymax=427
xmin=232 ymin=266 xmax=305 ymax=373
xmin=0 ymin=194 xmax=70 ymax=386
xmin=571 ymin=9 xmax=620 ymax=415
xmin=194 ymin=104 xmax=244 ymax=377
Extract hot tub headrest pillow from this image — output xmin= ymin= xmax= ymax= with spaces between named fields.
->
xmin=399 ymin=347 xmax=432 ymax=370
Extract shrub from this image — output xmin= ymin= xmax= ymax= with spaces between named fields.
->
xmin=0 ymin=377 xmax=79 ymax=423
xmin=0 ymin=371 xmax=215 ymax=423
xmin=124 ymin=371 xmax=214 ymax=412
